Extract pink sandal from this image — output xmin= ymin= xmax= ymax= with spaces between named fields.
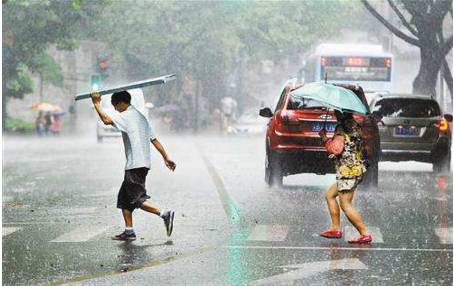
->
xmin=348 ymin=234 xmax=373 ymax=244
xmin=320 ymin=229 xmax=343 ymax=239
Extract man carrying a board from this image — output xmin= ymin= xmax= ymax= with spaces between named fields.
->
xmin=90 ymin=90 xmax=176 ymax=241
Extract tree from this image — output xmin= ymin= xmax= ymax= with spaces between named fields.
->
xmin=361 ymin=0 xmax=453 ymax=97
xmin=2 ymin=0 xmax=107 ymax=126
xmin=92 ymin=1 xmax=354 ymax=130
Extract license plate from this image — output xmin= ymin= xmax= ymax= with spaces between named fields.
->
xmin=311 ymin=122 xmax=336 ymax=132
xmin=394 ymin=126 xmax=419 ymax=136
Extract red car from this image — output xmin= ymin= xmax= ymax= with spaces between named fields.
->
xmin=259 ymin=82 xmax=380 ymax=188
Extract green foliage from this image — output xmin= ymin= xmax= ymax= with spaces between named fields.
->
xmin=5 ymin=64 xmax=34 ymax=96
xmin=3 ymin=0 xmax=107 ymax=99
xmin=30 ymin=53 xmax=64 ymax=87
xmin=5 ymin=117 xmax=35 ymax=134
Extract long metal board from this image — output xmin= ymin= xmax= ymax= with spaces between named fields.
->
xmin=74 ymin=74 xmax=176 ymax=101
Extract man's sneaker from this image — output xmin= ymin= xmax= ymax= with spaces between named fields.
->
xmin=162 ymin=210 xmax=175 ymax=237
xmin=112 ymin=231 xmax=136 ymax=241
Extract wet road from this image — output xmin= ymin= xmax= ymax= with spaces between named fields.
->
xmin=3 ymin=134 xmax=452 ymax=285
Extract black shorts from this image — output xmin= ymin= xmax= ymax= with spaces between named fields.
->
xmin=117 ymin=167 xmax=150 ymax=212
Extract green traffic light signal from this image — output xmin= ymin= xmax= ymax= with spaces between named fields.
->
xmin=90 ymin=74 xmax=102 ymax=91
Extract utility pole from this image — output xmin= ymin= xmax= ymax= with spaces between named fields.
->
xmin=439 ymin=69 xmax=445 ymax=111
xmin=39 ymin=72 xmax=43 ymax=102
xmin=194 ymin=79 xmax=200 ymax=133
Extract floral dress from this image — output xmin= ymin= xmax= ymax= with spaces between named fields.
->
xmin=326 ymin=120 xmax=367 ymax=191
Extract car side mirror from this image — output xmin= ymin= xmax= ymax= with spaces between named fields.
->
xmin=259 ymin=107 xmax=273 ymax=118
xmin=444 ymin=114 xmax=453 ymax=122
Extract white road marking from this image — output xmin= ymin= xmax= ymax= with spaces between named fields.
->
xmin=227 ymin=245 xmax=452 ymax=252
xmin=344 ymin=226 xmax=383 ymax=243
xmin=248 ymin=225 xmax=289 ymax=242
xmin=379 ymin=161 xmax=432 ymax=172
xmin=51 ymin=224 xmax=111 ymax=242
xmin=249 ymin=258 xmax=367 ymax=285
xmin=3 ymin=222 xmax=57 ymax=225
xmin=435 ymin=227 xmax=453 ymax=244
xmin=3 ymin=227 xmax=22 ymax=237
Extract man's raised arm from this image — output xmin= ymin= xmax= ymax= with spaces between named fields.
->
xmin=91 ymin=92 xmax=113 ymax=125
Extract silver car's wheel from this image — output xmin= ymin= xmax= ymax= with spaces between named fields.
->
xmin=433 ymin=153 xmax=451 ymax=173
xmin=363 ymin=161 xmax=378 ymax=191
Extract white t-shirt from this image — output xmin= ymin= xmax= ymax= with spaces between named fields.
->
xmin=106 ymin=105 xmax=156 ymax=170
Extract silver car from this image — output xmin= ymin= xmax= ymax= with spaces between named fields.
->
xmin=369 ymin=94 xmax=452 ymax=172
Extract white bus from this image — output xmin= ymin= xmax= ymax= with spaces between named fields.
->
xmin=301 ymin=44 xmax=394 ymax=93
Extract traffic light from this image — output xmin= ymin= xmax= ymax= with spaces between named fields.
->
xmin=90 ymin=74 xmax=102 ymax=91
xmin=96 ymin=57 xmax=109 ymax=78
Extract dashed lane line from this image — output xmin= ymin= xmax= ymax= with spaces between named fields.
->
xmin=197 ymin=146 xmax=243 ymax=223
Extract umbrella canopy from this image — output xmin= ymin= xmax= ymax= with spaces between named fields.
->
xmin=291 ymin=82 xmax=368 ymax=115
xmin=31 ymin=103 xmax=62 ymax=112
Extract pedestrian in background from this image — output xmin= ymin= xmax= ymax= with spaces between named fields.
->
xmin=35 ymin=111 xmax=46 ymax=136
xmin=318 ymin=111 xmax=372 ymax=244
xmin=90 ymin=91 xmax=176 ymax=241
xmin=50 ymin=113 xmax=63 ymax=135
xmin=221 ymin=96 xmax=237 ymax=133
xmin=44 ymin=111 xmax=53 ymax=135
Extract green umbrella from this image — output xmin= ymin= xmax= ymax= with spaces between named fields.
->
xmin=291 ymin=82 xmax=368 ymax=115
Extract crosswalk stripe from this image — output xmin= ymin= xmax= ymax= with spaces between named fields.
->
xmin=248 ymin=225 xmax=289 ymax=242
xmin=435 ymin=227 xmax=453 ymax=244
xmin=344 ymin=226 xmax=384 ymax=243
xmin=3 ymin=227 xmax=22 ymax=237
xmin=51 ymin=224 xmax=111 ymax=242
xmin=250 ymin=258 xmax=367 ymax=285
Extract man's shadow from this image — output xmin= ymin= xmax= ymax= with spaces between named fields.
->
xmin=116 ymin=240 xmax=173 ymax=267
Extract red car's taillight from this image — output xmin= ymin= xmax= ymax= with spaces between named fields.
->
xmin=280 ymin=112 xmax=299 ymax=126
xmin=352 ymin=114 xmax=365 ymax=123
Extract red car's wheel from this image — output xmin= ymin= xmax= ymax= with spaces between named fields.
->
xmin=265 ymin=151 xmax=283 ymax=187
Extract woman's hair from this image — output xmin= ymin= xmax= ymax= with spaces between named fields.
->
xmin=111 ymin=91 xmax=131 ymax=106
xmin=335 ymin=111 xmax=355 ymax=133
xmin=334 ymin=110 xmax=353 ymax=122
